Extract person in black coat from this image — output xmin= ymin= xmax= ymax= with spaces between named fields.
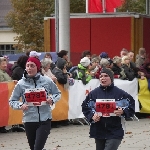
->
xmin=52 ymin=57 xmax=68 ymax=84
xmin=82 ymin=68 xmax=135 ymax=150
xmin=57 ymin=50 xmax=73 ymax=72
xmin=121 ymin=56 xmax=136 ymax=81
xmin=11 ymin=55 xmax=28 ymax=80
xmin=112 ymin=56 xmax=126 ymax=79
xmin=128 ymin=51 xmax=144 ymax=79
xmin=52 ymin=57 xmax=70 ymax=127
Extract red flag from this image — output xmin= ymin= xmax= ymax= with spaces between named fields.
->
xmin=88 ymin=0 xmax=102 ymax=13
xmin=88 ymin=0 xmax=125 ymax=13
xmin=106 ymin=0 xmax=124 ymax=12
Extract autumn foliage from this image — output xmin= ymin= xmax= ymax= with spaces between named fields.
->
xmin=6 ymin=0 xmax=54 ymax=52
xmin=5 ymin=0 xmax=145 ymax=52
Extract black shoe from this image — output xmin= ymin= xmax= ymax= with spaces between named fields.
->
xmin=11 ymin=126 xmax=25 ymax=132
xmin=51 ymin=122 xmax=61 ymax=128
xmin=19 ymin=124 xmax=25 ymax=128
xmin=61 ymin=120 xmax=70 ymax=126
xmin=0 ymin=128 xmax=8 ymax=133
xmin=125 ymin=117 xmax=133 ymax=121
xmin=72 ymin=122 xmax=82 ymax=125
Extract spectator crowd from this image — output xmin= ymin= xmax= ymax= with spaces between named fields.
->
xmin=0 ymin=47 xmax=150 ymax=133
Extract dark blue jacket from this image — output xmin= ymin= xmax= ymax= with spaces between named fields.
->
xmin=82 ymin=83 xmax=135 ymax=139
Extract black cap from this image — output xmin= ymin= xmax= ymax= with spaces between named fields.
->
xmin=101 ymin=68 xmax=114 ymax=82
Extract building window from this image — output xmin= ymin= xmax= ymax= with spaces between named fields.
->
xmin=0 ymin=44 xmax=16 ymax=55
xmin=0 ymin=45 xmax=4 ymax=50
xmin=6 ymin=45 xmax=10 ymax=50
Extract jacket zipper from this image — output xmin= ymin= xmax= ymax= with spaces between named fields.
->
xmin=104 ymin=87 xmax=107 ymax=139
xmin=33 ymin=79 xmax=40 ymax=122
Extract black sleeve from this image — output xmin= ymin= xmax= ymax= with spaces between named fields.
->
xmin=123 ymin=66 xmax=135 ymax=81
xmin=11 ymin=67 xmax=24 ymax=80
xmin=112 ymin=67 xmax=119 ymax=75
xmin=50 ymin=63 xmax=56 ymax=71
xmin=55 ymin=72 xmax=68 ymax=84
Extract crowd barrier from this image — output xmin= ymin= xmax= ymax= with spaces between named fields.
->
xmin=0 ymin=78 xmax=150 ymax=127
xmin=138 ymin=79 xmax=150 ymax=113
xmin=69 ymin=78 xmax=139 ymax=119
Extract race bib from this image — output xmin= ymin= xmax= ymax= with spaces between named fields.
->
xmin=96 ymin=99 xmax=116 ymax=117
xmin=25 ymin=88 xmax=47 ymax=106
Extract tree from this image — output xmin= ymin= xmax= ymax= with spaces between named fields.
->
xmin=117 ymin=0 xmax=146 ymax=14
xmin=70 ymin=0 xmax=86 ymax=13
xmin=6 ymin=0 xmax=147 ymax=52
xmin=6 ymin=0 xmax=54 ymax=52
xmin=6 ymin=0 xmax=86 ymax=52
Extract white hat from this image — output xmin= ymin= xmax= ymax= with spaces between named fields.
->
xmin=80 ymin=57 xmax=91 ymax=67
xmin=29 ymin=51 xmax=41 ymax=57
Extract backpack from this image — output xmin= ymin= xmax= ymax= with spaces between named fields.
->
xmin=69 ymin=66 xmax=79 ymax=79
xmin=69 ymin=66 xmax=86 ymax=84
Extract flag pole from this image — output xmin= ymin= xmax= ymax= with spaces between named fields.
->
xmin=146 ymin=0 xmax=149 ymax=15
xmin=86 ymin=0 xmax=89 ymax=13
xmin=55 ymin=0 xmax=59 ymax=53
xmin=102 ymin=0 xmax=106 ymax=13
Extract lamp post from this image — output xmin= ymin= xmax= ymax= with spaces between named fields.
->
xmin=59 ymin=0 xmax=70 ymax=60
xmin=146 ymin=0 xmax=149 ymax=15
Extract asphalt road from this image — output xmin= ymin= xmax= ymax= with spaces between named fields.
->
xmin=0 ymin=118 xmax=150 ymax=150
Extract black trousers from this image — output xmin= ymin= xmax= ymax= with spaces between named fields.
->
xmin=24 ymin=119 xmax=51 ymax=150
xmin=95 ymin=138 xmax=122 ymax=150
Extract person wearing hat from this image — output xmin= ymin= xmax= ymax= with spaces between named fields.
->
xmin=99 ymin=52 xmax=108 ymax=59
xmin=82 ymin=68 xmax=135 ymax=150
xmin=77 ymin=57 xmax=92 ymax=85
xmin=9 ymin=57 xmax=61 ymax=150
xmin=29 ymin=51 xmax=41 ymax=58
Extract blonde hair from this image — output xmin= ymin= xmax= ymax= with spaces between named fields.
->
xmin=122 ymin=56 xmax=130 ymax=66
xmin=91 ymin=57 xmax=100 ymax=63
xmin=113 ymin=56 xmax=122 ymax=64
